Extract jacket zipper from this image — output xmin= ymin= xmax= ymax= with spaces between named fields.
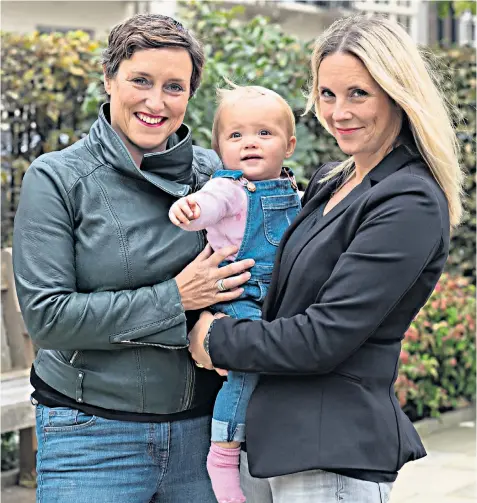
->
xmin=183 ymin=356 xmax=195 ymax=409
xmin=180 ymin=227 xmax=205 ymax=409
xmin=69 ymin=351 xmax=80 ymax=365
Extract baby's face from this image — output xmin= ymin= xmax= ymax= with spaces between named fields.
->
xmin=217 ymin=96 xmax=296 ymax=181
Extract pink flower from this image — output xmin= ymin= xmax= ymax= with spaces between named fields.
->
xmin=400 ymin=350 xmax=409 ymax=364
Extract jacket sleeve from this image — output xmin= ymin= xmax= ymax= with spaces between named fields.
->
xmin=13 ymin=161 xmax=188 ymax=351
xmin=178 ymin=179 xmax=247 ymax=231
xmin=209 ymin=175 xmax=445 ymax=374
xmin=192 ymin=146 xmax=223 ymax=189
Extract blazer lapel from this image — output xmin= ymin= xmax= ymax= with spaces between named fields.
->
xmin=268 ymin=177 xmax=372 ymax=318
xmin=263 ymin=145 xmax=422 ymax=320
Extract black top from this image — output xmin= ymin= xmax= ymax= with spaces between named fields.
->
xmin=31 ymin=366 xmax=212 ymax=423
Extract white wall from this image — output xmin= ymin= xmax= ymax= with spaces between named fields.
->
xmin=209 ymin=0 xmax=350 ymax=41
xmin=1 ymin=1 xmax=133 ymax=38
xmin=1 ymin=0 xmax=348 ymax=42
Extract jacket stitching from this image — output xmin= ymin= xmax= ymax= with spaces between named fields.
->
xmin=110 ymin=314 xmax=184 ymax=337
xmin=120 ymin=340 xmax=188 ymax=350
xmin=65 ymin=162 xmax=103 ymax=194
xmin=49 ymin=147 xmax=103 ymax=195
xmin=134 ymin=348 xmax=145 ymax=412
xmin=91 ymin=173 xmax=133 ymax=288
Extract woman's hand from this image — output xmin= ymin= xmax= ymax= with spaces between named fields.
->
xmin=189 ymin=312 xmax=229 ymax=376
xmin=175 ymin=245 xmax=254 ymax=311
xmin=188 ymin=311 xmax=215 ymax=369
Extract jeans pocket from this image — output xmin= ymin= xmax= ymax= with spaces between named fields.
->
xmin=261 ymin=194 xmax=300 ymax=246
xmin=44 ymin=406 xmax=96 ymax=432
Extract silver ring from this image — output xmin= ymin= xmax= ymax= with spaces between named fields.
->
xmin=195 ymin=362 xmax=204 ymax=368
xmin=216 ymin=279 xmax=227 ymax=292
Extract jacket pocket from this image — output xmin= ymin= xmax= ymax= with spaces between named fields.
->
xmin=331 ymin=371 xmax=362 ymax=384
xmin=261 ymin=194 xmax=300 ymax=246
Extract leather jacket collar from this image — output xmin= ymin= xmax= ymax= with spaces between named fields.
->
xmin=86 ymin=103 xmax=194 ymax=197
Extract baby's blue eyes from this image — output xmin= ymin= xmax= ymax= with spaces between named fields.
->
xmin=229 ymin=130 xmax=271 ymax=139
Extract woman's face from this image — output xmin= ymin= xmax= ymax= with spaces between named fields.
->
xmin=317 ymin=52 xmax=402 ymax=169
xmin=104 ymin=47 xmax=193 ymax=165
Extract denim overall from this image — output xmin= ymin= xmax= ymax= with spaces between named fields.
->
xmin=210 ymin=167 xmax=301 ymax=443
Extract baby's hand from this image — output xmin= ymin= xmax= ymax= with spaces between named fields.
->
xmin=169 ymin=195 xmax=201 ymax=226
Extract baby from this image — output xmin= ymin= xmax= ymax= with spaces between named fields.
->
xmin=169 ymin=85 xmax=301 ymax=503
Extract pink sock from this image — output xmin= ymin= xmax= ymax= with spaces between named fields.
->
xmin=207 ymin=443 xmax=246 ymax=503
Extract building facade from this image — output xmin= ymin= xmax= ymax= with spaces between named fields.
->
xmin=1 ymin=0 xmax=475 ymax=47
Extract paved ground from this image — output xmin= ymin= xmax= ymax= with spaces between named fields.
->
xmin=2 ymin=421 xmax=475 ymax=503
xmin=390 ymin=420 xmax=476 ymax=503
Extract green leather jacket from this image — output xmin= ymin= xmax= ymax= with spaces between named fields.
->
xmin=13 ymin=104 xmax=223 ymax=414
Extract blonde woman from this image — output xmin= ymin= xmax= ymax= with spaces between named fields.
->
xmin=187 ymin=14 xmax=464 ymax=503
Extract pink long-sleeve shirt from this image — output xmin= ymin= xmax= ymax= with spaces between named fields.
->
xmin=178 ymin=178 xmax=248 ymax=259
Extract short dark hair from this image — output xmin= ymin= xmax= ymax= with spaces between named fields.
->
xmin=102 ymin=14 xmax=205 ymax=97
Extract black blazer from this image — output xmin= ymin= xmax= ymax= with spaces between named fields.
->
xmin=209 ymin=145 xmax=450 ymax=478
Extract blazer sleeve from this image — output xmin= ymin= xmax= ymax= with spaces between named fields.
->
xmin=209 ymin=174 xmax=445 ymax=374
xmin=13 ymin=161 xmax=189 ymax=351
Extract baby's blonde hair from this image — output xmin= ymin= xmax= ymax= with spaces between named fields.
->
xmin=211 ymin=83 xmax=296 ymax=154
xmin=305 ymin=15 xmax=464 ymax=227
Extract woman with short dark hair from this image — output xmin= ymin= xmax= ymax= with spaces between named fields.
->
xmin=13 ymin=14 xmax=253 ymax=502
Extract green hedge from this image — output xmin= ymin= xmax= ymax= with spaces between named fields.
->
xmin=1 ymin=3 xmax=475 ymax=426
xmin=3 ymin=2 xmax=474 ymax=282
xmin=431 ymin=48 xmax=476 ymax=282
xmin=396 ymin=274 xmax=476 ymax=420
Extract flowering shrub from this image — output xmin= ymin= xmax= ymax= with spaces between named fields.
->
xmin=396 ymin=274 xmax=476 ymax=420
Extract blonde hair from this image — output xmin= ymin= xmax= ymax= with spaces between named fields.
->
xmin=305 ymin=15 xmax=463 ymax=227
xmin=211 ymin=83 xmax=296 ymax=154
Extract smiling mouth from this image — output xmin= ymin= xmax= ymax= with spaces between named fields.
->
xmin=336 ymin=127 xmax=362 ymax=135
xmin=135 ymin=112 xmax=167 ymax=127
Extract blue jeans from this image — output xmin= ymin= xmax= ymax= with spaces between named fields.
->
xmin=35 ymin=404 xmax=217 ymax=502
xmin=211 ymin=299 xmax=261 ymax=443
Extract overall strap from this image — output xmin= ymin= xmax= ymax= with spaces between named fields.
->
xmin=211 ymin=169 xmax=244 ymax=180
